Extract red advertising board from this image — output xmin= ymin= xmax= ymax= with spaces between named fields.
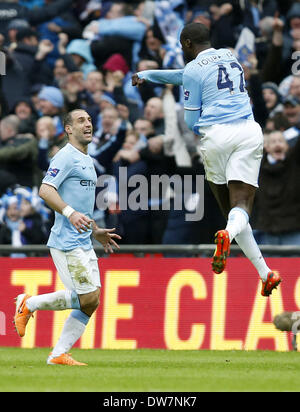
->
xmin=0 ymin=257 xmax=299 ymax=351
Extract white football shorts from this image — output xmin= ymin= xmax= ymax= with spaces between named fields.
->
xmin=197 ymin=119 xmax=263 ymax=187
xmin=50 ymin=247 xmax=101 ymax=295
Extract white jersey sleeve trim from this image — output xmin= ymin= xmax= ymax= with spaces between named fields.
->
xmin=184 ymin=107 xmax=201 ymax=111
xmin=42 ymin=182 xmax=58 ymax=190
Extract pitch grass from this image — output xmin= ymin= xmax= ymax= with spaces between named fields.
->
xmin=0 ymin=347 xmax=300 ymax=392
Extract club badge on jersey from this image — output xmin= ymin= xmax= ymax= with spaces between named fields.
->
xmin=184 ymin=89 xmax=190 ymax=100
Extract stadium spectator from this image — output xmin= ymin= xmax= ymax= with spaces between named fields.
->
xmin=28 ymin=83 xmax=44 ymax=114
xmin=262 ymin=82 xmax=283 ymax=118
xmin=160 ymin=86 xmax=202 ymax=250
xmin=190 ymin=9 xmax=212 ymax=29
xmin=52 ymin=57 xmax=69 ymax=87
xmin=6 ymin=18 xmax=30 ymax=47
xmin=134 ymin=116 xmax=154 ymax=133
xmin=102 ymin=53 xmax=142 ymax=122
xmin=209 ymin=2 xmax=243 ymax=49
xmin=60 ymin=71 xmax=85 ymax=108
xmin=2 ymin=29 xmax=54 ymax=109
xmin=282 ymin=95 xmax=300 ymax=130
xmin=62 ymin=38 xmax=97 ymax=78
xmin=112 ymin=130 xmax=148 ymax=244
xmin=143 ymin=96 xmax=164 ymax=134
xmin=0 ymin=188 xmax=49 ymax=255
xmin=85 ymin=70 xmax=104 ymax=96
xmin=36 ymin=115 xmax=67 ymax=173
xmin=93 ymin=106 xmax=119 ymax=145
xmin=289 ymin=75 xmax=300 ymax=100
xmin=254 ymin=130 xmax=300 ymax=245
xmin=37 ymin=85 xmax=65 ymax=137
xmin=89 ymin=110 xmax=128 ymax=228
xmin=242 ymin=52 xmax=269 ymax=128
xmin=59 ymin=70 xmax=100 ymax=127
xmin=138 ymin=25 xmax=165 ymax=67
xmin=18 ymin=189 xmax=48 ymax=245
xmin=259 ymin=15 xmax=285 ymax=84
xmin=133 ymin=59 xmax=160 ymax=104
xmin=264 ymin=112 xmax=291 ymax=134
xmin=0 ymin=115 xmax=37 ymax=188
xmin=89 ymin=1 xmax=148 ymax=69
xmin=12 ymin=97 xmax=38 ymax=135
xmin=0 ymin=193 xmax=21 ymax=253
xmin=0 ymin=0 xmax=74 ymax=38
xmin=118 ymin=95 xmax=177 ymax=244
xmin=36 ymin=7 xmax=83 ymax=69
xmin=282 ymin=2 xmax=300 ymax=71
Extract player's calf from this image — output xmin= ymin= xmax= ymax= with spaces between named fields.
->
xmin=79 ymin=288 xmax=100 ymax=317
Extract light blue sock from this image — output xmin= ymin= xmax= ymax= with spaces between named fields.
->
xmin=70 ymin=291 xmax=81 ymax=310
xmin=225 ymin=207 xmax=249 ymax=242
xmin=51 ymin=310 xmax=90 ymax=358
xmin=235 ymin=223 xmax=271 ymax=281
xmin=27 ymin=290 xmax=80 ymax=312
xmin=70 ymin=309 xmax=90 ymax=325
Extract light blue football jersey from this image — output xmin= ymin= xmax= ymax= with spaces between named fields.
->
xmin=42 ymin=143 xmax=97 ymax=251
xmin=182 ymin=48 xmax=253 ymax=131
xmin=137 ymin=48 xmax=254 ymax=134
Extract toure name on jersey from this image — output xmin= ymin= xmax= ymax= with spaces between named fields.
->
xmin=197 ymin=51 xmax=234 ymax=68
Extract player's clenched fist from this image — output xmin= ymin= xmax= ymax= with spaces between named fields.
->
xmin=132 ymin=73 xmax=145 ymax=87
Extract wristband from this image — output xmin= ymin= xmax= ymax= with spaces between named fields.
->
xmin=62 ymin=205 xmax=75 ymax=219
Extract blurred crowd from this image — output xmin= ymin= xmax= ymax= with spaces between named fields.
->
xmin=0 ymin=0 xmax=300 ymax=250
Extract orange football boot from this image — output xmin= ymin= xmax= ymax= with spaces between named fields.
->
xmin=212 ymin=230 xmax=230 ymax=274
xmin=47 ymin=353 xmax=87 ymax=366
xmin=13 ymin=294 xmax=33 ymax=337
xmin=261 ymin=271 xmax=282 ymax=297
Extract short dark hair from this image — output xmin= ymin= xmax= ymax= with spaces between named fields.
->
xmin=63 ymin=111 xmax=74 ymax=130
xmin=180 ymin=22 xmax=210 ymax=45
xmin=63 ymin=109 xmax=89 ymax=131
xmin=63 ymin=109 xmax=81 ymax=131
xmin=16 ymin=28 xmax=38 ymax=42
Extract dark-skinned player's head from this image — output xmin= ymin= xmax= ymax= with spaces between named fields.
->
xmin=180 ymin=23 xmax=211 ymax=63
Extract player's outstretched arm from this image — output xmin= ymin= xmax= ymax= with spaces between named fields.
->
xmin=91 ymin=222 xmax=121 ymax=253
xmin=132 ymin=69 xmax=184 ymax=86
xmin=39 ymin=183 xmax=92 ymax=233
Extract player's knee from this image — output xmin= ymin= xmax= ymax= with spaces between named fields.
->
xmin=88 ymin=290 xmax=100 ymax=312
xmin=90 ymin=293 xmax=100 ymax=312
xmin=80 ymin=288 xmax=100 ymax=314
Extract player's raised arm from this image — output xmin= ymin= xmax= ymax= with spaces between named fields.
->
xmin=132 ymin=69 xmax=184 ymax=86
xmin=39 ymin=183 xmax=92 ymax=233
xmin=182 ymin=67 xmax=202 ymax=132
